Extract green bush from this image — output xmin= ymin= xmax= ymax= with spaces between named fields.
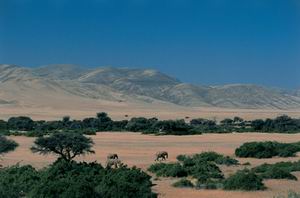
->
xmin=260 ymin=166 xmax=297 ymax=180
xmin=223 ymin=169 xmax=265 ymax=191
xmin=0 ymin=159 xmax=156 ymax=198
xmin=25 ymin=130 xmax=45 ymax=137
xmin=196 ymin=180 xmax=223 ymax=189
xmin=148 ymin=163 xmax=187 ymax=177
xmin=179 ymin=152 xmax=239 ymax=166
xmin=188 ymin=161 xmax=224 ymax=183
xmin=176 ymin=154 xmax=188 ymax=162
xmin=252 ymin=160 xmax=300 ymax=182
xmin=215 ymin=156 xmax=239 ymax=166
xmin=0 ymin=165 xmax=40 ymax=198
xmin=254 ymin=161 xmax=300 ymax=173
xmin=235 ymin=141 xmax=300 ymax=158
xmin=0 ymin=136 xmax=18 ymax=155
xmin=172 ymin=179 xmax=194 ymax=188
xmin=95 ymin=166 xmax=156 ymax=198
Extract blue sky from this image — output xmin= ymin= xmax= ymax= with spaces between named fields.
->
xmin=0 ymin=0 xmax=299 ymax=89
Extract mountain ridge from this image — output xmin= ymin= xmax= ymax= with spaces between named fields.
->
xmin=1 ymin=64 xmax=300 ymax=110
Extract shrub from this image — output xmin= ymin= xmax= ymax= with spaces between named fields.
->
xmin=95 ymin=166 xmax=156 ymax=198
xmin=223 ymin=169 xmax=265 ymax=191
xmin=179 ymin=152 xmax=239 ymax=166
xmin=0 ymin=136 xmax=18 ymax=155
xmin=0 ymin=159 xmax=157 ymax=198
xmin=215 ymin=156 xmax=239 ymax=166
xmin=148 ymin=163 xmax=187 ymax=177
xmin=196 ymin=180 xmax=223 ymax=190
xmin=254 ymin=161 xmax=300 ymax=173
xmin=172 ymin=179 xmax=194 ymax=188
xmin=188 ymin=161 xmax=224 ymax=183
xmin=25 ymin=130 xmax=45 ymax=137
xmin=176 ymin=154 xmax=188 ymax=162
xmin=260 ymin=166 xmax=297 ymax=180
xmin=252 ymin=160 xmax=300 ymax=182
xmin=0 ymin=165 xmax=40 ymax=198
xmin=235 ymin=141 xmax=300 ymax=158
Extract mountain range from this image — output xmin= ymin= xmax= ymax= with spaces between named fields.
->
xmin=0 ymin=64 xmax=300 ymax=110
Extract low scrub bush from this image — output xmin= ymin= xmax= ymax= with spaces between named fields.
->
xmin=172 ymin=179 xmax=194 ymax=188
xmin=252 ymin=160 xmax=300 ymax=182
xmin=178 ymin=152 xmax=239 ymax=166
xmin=0 ymin=136 xmax=18 ymax=155
xmin=260 ymin=166 xmax=297 ymax=180
xmin=253 ymin=161 xmax=300 ymax=173
xmin=223 ymin=169 xmax=266 ymax=191
xmin=148 ymin=163 xmax=187 ymax=177
xmin=187 ymin=161 xmax=224 ymax=183
xmin=235 ymin=141 xmax=300 ymax=158
xmin=196 ymin=180 xmax=223 ymax=190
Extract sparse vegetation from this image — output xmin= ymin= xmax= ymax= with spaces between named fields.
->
xmin=149 ymin=152 xmax=240 ymax=191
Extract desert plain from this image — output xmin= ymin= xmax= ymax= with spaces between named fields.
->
xmin=2 ymin=131 xmax=300 ymax=198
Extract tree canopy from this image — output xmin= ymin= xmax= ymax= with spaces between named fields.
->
xmin=0 ymin=136 xmax=18 ymax=155
xmin=31 ymin=132 xmax=94 ymax=161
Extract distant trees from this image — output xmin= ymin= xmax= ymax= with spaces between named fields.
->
xmin=31 ymin=132 xmax=95 ymax=161
xmin=220 ymin=118 xmax=234 ymax=126
xmin=251 ymin=115 xmax=300 ymax=132
xmin=152 ymin=120 xmax=192 ymax=135
xmin=190 ymin=118 xmax=216 ymax=127
xmin=7 ymin=116 xmax=34 ymax=131
xmin=1 ymin=113 xmax=300 ymax=136
xmin=125 ymin=117 xmax=157 ymax=132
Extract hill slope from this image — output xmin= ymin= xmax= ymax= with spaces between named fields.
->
xmin=1 ymin=64 xmax=300 ymax=110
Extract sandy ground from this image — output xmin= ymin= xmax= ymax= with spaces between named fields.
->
xmin=1 ymin=105 xmax=300 ymax=121
xmin=2 ymin=132 xmax=300 ymax=198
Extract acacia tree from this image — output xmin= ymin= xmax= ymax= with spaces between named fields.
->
xmin=31 ymin=132 xmax=95 ymax=161
xmin=0 ymin=136 xmax=18 ymax=155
